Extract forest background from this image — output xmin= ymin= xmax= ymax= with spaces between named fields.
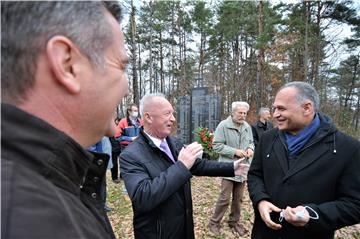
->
xmin=108 ymin=1 xmax=360 ymax=238
xmin=117 ymin=0 xmax=360 ymax=138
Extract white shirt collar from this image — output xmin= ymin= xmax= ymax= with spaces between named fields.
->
xmin=143 ymin=130 xmax=163 ymax=149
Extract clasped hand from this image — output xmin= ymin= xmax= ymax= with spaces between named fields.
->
xmin=281 ymin=206 xmax=310 ymax=227
xmin=235 ymin=148 xmax=254 ymax=158
xmin=257 ymin=200 xmax=310 ymax=230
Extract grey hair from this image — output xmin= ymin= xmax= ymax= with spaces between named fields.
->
xmin=258 ymin=107 xmax=270 ymax=116
xmin=231 ymin=101 xmax=250 ymax=112
xmin=139 ymin=93 xmax=166 ymax=118
xmin=1 ymin=1 xmax=122 ymax=104
xmin=280 ymin=81 xmax=320 ymax=111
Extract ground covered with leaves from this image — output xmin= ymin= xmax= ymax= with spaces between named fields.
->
xmin=107 ymin=175 xmax=360 ymax=239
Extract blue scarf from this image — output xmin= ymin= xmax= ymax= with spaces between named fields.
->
xmin=285 ymin=113 xmax=320 ymax=157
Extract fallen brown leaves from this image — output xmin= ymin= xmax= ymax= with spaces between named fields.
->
xmin=107 ymin=174 xmax=360 ymax=239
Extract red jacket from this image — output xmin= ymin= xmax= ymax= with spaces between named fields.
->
xmin=115 ymin=117 xmax=143 ymax=145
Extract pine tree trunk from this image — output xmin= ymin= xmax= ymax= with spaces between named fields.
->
xmin=256 ymin=0 xmax=264 ymax=110
xmin=130 ymin=0 xmax=139 ymax=105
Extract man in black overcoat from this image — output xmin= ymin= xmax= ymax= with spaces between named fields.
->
xmin=248 ymin=81 xmax=360 ymax=239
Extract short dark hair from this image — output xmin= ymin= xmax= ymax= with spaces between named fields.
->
xmin=126 ymin=103 xmax=138 ymax=118
xmin=1 ymin=1 xmax=122 ymax=104
xmin=280 ymin=81 xmax=320 ymax=111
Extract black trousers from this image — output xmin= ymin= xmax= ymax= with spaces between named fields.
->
xmin=110 ymin=150 xmax=121 ymax=180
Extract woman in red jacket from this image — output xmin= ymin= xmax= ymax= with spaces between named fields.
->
xmin=115 ymin=103 xmax=143 ymax=147
xmin=112 ymin=104 xmax=143 ymax=181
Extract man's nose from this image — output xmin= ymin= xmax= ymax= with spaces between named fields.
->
xmin=273 ymin=109 xmax=280 ymax=117
xmin=170 ymin=113 xmax=176 ymax=121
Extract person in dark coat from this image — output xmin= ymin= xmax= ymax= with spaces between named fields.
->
xmin=120 ymin=93 xmax=250 ymax=239
xmin=110 ymin=117 xmax=123 ymax=182
xmin=1 ymin=2 xmax=128 ymax=238
xmin=251 ymin=107 xmax=273 ymax=148
xmin=247 ymin=81 xmax=360 ymax=239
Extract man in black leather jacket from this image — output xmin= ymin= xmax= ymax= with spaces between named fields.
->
xmin=1 ymin=2 xmax=128 ymax=238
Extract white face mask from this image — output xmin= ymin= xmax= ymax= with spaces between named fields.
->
xmin=132 ymin=112 xmax=138 ymax=118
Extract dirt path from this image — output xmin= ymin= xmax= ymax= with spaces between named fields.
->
xmin=107 ymin=175 xmax=360 ymax=239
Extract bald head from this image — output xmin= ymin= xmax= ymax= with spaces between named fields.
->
xmin=140 ymin=93 xmax=175 ymax=139
xmin=139 ymin=93 xmax=166 ymax=118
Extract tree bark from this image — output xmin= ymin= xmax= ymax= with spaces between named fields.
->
xmin=256 ymin=0 xmax=264 ymax=110
xmin=130 ymin=0 xmax=139 ymax=105
xmin=304 ymin=1 xmax=310 ymax=82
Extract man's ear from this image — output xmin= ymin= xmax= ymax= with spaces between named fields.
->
xmin=302 ymin=100 xmax=313 ymax=115
xmin=144 ymin=112 xmax=152 ymax=123
xmin=46 ymin=36 xmax=81 ymax=94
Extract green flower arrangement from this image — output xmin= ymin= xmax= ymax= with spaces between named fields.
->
xmin=194 ymin=127 xmax=219 ymax=160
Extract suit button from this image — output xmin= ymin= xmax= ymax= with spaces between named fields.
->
xmin=91 ymin=193 xmax=97 ymax=199
xmin=93 ymin=177 xmax=99 ymax=183
xmin=97 ymin=159 xmax=104 ymax=166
